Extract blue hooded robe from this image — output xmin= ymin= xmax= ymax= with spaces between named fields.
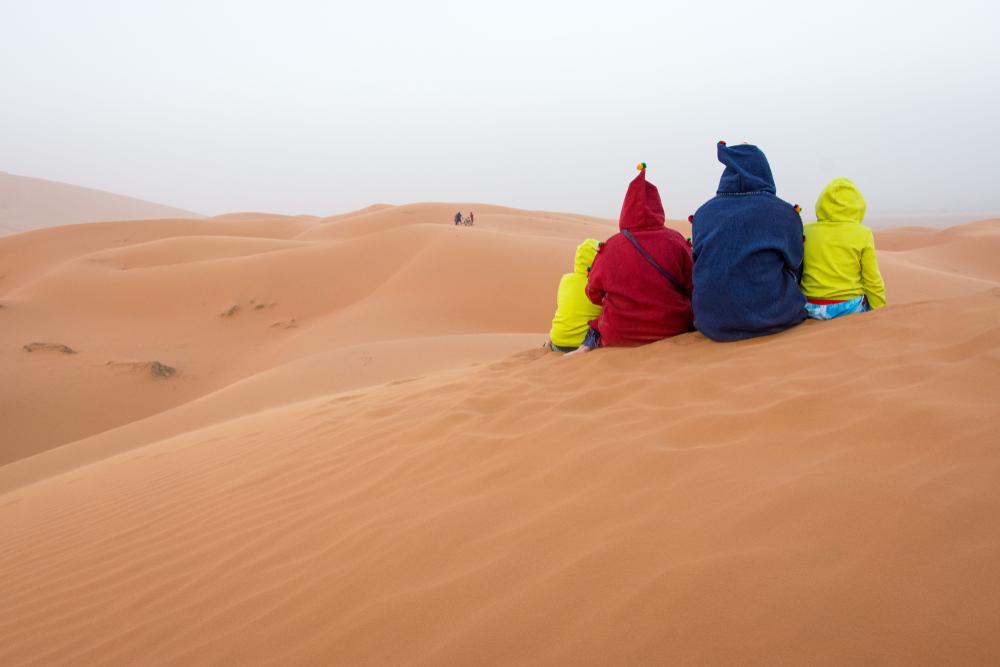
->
xmin=691 ymin=143 xmax=806 ymax=341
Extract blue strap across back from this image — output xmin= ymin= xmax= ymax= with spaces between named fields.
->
xmin=621 ymin=229 xmax=690 ymax=300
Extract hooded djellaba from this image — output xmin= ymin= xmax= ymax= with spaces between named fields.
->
xmin=585 ymin=164 xmax=694 ymax=346
xmin=690 ymin=142 xmax=806 ymax=341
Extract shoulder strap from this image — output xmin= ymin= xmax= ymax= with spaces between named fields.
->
xmin=621 ymin=230 xmax=690 ymax=299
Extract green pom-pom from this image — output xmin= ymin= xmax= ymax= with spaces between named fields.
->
xmin=636 ymin=162 xmax=647 ymax=170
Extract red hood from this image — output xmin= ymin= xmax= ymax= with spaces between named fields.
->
xmin=619 ymin=167 xmax=665 ymax=231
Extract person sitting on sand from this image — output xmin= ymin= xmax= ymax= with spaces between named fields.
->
xmin=576 ymin=164 xmax=693 ymax=350
xmin=690 ymin=141 xmax=806 ymax=341
xmin=546 ymin=239 xmax=603 ymax=352
xmin=800 ymin=177 xmax=886 ymax=319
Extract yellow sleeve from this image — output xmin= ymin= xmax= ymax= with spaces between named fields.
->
xmin=861 ymin=230 xmax=886 ymax=309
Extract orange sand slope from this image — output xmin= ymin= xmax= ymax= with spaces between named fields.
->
xmin=0 ymin=204 xmax=617 ymax=471
xmin=1 ymin=208 xmax=999 ymax=665
xmin=0 ymin=171 xmax=202 ymax=236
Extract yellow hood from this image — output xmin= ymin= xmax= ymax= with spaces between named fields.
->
xmin=574 ymin=238 xmax=600 ymax=276
xmin=816 ymin=177 xmax=867 ymax=224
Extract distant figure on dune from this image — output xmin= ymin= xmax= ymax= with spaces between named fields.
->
xmin=691 ymin=142 xmax=806 ymax=341
xmin=546 ymin=239 xmax=603 ymax=352
xmin=470 ymin=211 xmax=474 ymax=225
xmin=454 ymin=211 xmax=462 ymax=226
xmin=801 ymin=178 xmax=886 ymax=319
xmin=573 ymin=163 xmax=693 ymax=352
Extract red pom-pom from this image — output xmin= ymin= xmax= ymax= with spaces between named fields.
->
xmin=687 ymin=215 xmax=694 ymax=223
xmin=718 ymin=140 xmax=727 ymax=145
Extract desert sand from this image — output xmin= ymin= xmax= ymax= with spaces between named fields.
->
xmin=1 ymin=204 xmax=999 ymax=665
xmin=0 ymin=171 xmax=202 ymax=236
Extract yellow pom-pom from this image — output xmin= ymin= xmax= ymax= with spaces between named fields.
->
xmin=636 ymin=162 xmax=647 ymax=170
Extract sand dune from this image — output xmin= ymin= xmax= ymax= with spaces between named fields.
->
xmin=0 ymin=211 xmax=588 ymax=462
xmin=1 ymin=206 xmax=999 ymax=665
xmin=0 ymin=171 xmax=202 ymax=236
xmin=874 ymin=220 xmax=1000 ymax=303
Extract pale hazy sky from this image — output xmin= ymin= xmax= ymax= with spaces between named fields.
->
xmin=2 ymin=0 xmax=998 ymax=220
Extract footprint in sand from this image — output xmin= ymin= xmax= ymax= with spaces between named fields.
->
xmin=105 ymin=360 xmax=178 ymax=378
xmin=223 ymin=300 xmax=278 ymax=317
xmin=22 ymin=342 xmax=76 ymax=354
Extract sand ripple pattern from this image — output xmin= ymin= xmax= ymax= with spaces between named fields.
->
xmin=2 ymin=212 xmax=999 ymax=665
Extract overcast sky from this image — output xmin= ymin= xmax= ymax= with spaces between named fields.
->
xmin=2 ymin=0 xmax=998 ymax=221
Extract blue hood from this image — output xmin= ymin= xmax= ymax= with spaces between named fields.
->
xmin=716 ymin=142 xmax=776 ymax=195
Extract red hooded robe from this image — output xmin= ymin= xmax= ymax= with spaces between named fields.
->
xmin=585 ymin=167 xmax=694 ymax=346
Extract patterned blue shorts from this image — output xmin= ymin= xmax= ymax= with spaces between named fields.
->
xmin=805 ymin=295 xmax=870 ymax=320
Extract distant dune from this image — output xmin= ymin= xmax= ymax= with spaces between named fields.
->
xmin=0 ymin=171 xmax=202 ymax=235
xmin=1 ymin=206 xmax=998 ymax=665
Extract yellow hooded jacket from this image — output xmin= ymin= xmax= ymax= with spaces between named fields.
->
xmin=549 ymin=239 xmax=603 ymax=347
xmin=802 ymin=178 xmax=886 ymax=308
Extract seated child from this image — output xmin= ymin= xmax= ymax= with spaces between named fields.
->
xmin=801 ymin=178 xmax=886 ymax=319
xmin=547 ymin=239 xmax=603 ymax=352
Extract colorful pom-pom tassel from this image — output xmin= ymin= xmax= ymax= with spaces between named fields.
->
xmin=793 ymin=204 xmax=802 ymax=214
xmin=718 ymin=140 xmax=727 ymax=146
xmin=636 ymin=162 xmax=647 ymax=170
xmin=687 ymin=214 xmax=694 ymax=223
